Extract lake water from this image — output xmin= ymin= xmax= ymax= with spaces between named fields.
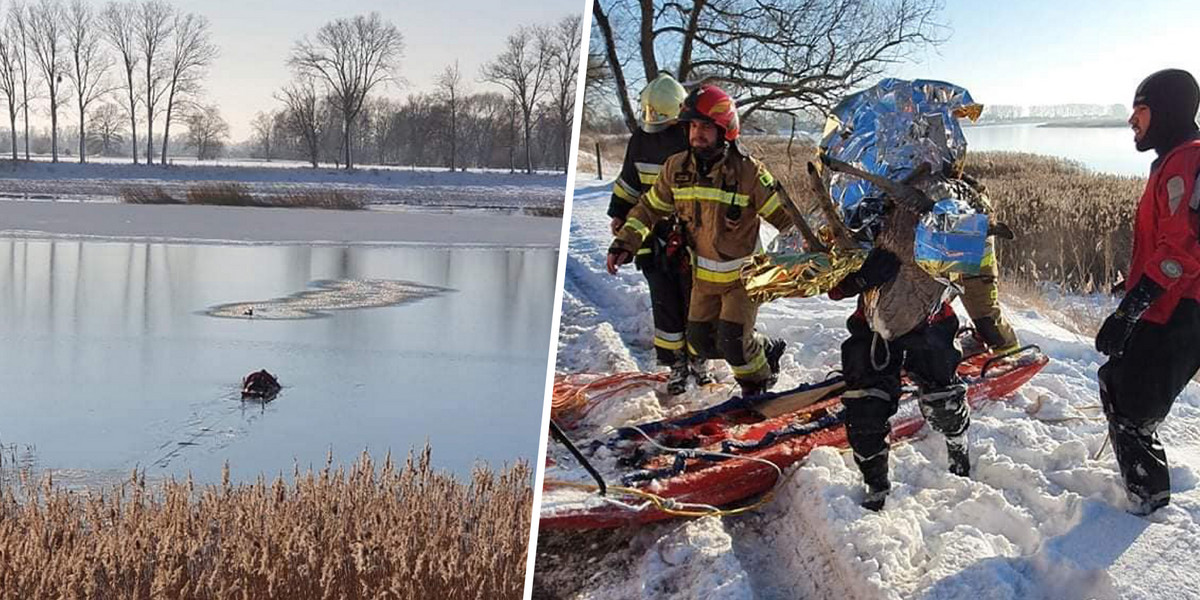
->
xmin=0 ymin=240 xmax=556 ymax=486
xmin=963 ymin=123 xmax=1153 ymax=177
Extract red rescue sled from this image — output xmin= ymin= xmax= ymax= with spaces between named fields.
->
xmin=541 ymin=344 xmax=1049 ymax=530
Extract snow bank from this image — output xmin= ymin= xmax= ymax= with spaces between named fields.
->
xmin=0 ymin=201 xmax=562 ymax=247
xmin=0 ymin=159 xmax=567 ymax=209
xmin=535 ymin=180 xmax=1200 ymax=599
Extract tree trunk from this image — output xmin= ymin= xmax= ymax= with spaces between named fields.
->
xmin=638 ymin=0 xmax=659 ymax=81
xmin=677 ymin=0 xmax=706 ymax=80
xmin=161 ymin=86 xmax=175 ymax=165
xmin=78 ymin=104 xmax=85 ymax=163
xmin=22 ymin=85 xmax=28 ymax=160
xmin=450 ymin=104 xmax=456 ymax=172
xmin=342 ymin=113 xmax=353 ymax=170
xmin=523 ymin=108 xmax=533 ymax=174
xmin=49 ymin=98 xmax=58 ymax=162
xmin=560 ymin=107 xmax=569 ymax=174
xmin=8 ymin=110 xmax=16 ymax=160
xmin=593 ymin=1 xmax=637 ymax=133
xmin=126 ymin=66 xmax=138 ymax=164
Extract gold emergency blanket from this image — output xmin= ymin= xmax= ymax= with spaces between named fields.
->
xmin=741 ymin=246 xmax=867 ymax=304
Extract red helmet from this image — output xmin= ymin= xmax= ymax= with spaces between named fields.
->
xmin=680 ymin=84 xmax=740 ymax=142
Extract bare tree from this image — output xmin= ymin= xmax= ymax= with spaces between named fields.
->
xmin=594 ymin=0 xmax=946 ymax=129
xmin=100 ymin=0 xmax=140 ymax=163
xmin=435 ymin=60 xmax=464 ymax=172
xmin=135 ymin=0 xmax=172 ymax=165
xmin=590 ymin=0 xmax=636 ymax=132
xmin=276 ymin=76 xmax=322 ymax=168
xmin=481 ymin=25 xmax=552 ymax=174
xmin=183 ymin=103 xmax=226 ymax=160
xmin=289 ymin=12 xmax=404 ymax=170
xmin=159 ymin=11 xmax=214 ymax=165
xmin=65 ymin=0 xmax=112 ymax=163
xmin=250 ymin=110 xmax=275 ymax=160
xmin=27 ymin=0 xmax=66 ymax=161
xmin=547 ymin=15 xmax=580 ymax=173
xmin=9 ymin=2 xmax=35 ymax=159
xmin=87 ymin=101 xmax=124 ymax=155
xmin=0 ymin=24 xmax=20 ymax=159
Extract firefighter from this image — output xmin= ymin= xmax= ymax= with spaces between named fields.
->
xmin=608 ymin=73 xmax=713 ymax=395
xmin=606 ymin=84 xmax=793 ymax=397
xmin=1097 ymin=68 xmax=1200 ymax=516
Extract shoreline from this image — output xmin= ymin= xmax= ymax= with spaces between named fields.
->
xmin=0 ymin=201 xmax=563 ymax=248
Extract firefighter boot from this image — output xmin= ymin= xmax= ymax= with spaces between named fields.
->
xmin=862 ymin=481 xmax=891 ymax=512
xmin=690 ymin=357 xmax=716 ymax=386
xmin=666 ymin=360 xmax=690 ymax=396
xmin=946 ymin=435 xmax=970 ymax=477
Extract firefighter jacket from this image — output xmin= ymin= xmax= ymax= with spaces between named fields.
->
xmin=1128 ymin=137 xmax=1200 ymax=324
xmin=612 ymin=145 xmax=794 ymax=286
xmin=608 ymin=124 xmax=690 ymax=269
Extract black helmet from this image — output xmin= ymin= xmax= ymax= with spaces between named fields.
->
xmin=1133 ymin=69 xmax=1199 ymax=153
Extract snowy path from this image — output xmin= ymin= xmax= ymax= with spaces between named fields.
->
xmin=535 ymin=179 xmax=1200 ymax=600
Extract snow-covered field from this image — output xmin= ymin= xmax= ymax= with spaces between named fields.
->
xmin=0 ymin=157 xmax=567 ymax=209
xmin=0 ymin=200 xmax=562 ymax=247
xmin=532 ymin=178 xmax=1200 ymax=600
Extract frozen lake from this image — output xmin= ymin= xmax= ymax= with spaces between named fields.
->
xmin=964 ymin=123 xmax=1152 ymax=177
xmin=0 ymin=240 xmax=556 ymax=485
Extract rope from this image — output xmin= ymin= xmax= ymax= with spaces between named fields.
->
xmin=870 ymin=331 xmax=891 ymax=372
xmin=550 ymin=371 xmax=668 ymax=421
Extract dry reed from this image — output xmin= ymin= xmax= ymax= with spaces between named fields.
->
xmin=0 ymin=446 xmax=532 ymax=600
xmin=120 ymin=183 xmax=366 ymax=210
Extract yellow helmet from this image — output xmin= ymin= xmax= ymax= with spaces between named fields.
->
xmin=640 ymin=73 xmax=687 ymax=132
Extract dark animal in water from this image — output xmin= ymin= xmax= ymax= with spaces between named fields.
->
xmin=242 ymin=369 xmax=280 ymax=400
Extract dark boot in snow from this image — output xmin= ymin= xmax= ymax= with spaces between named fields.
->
xmin=1127 ymin=490 xmax=1170 ymax=516
xmin=666 ymin=361 xmax=690 ymax=396
xmin=690 ymin=357 xmax=716 ymax=386
xmin=764 ymin=337 xmax=787 ymax=377
xmin=862 ymin=482 xmax=891 ymax=512
xmin=947 ymin=435 xmax=970 ymax=477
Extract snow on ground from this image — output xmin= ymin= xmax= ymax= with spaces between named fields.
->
xmin=534 ymin=177 xmax=1200 ymax=600
xmin=0 ymin=201 xmax=562 ymax=247
xmin=0 ymin=157 xmax=567 ymax=209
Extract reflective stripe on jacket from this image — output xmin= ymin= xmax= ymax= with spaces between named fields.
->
xmin=613 ymin=146 xmax=794 ymax=286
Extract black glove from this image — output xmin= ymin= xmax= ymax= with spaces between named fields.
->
xmin=1096 ymin=277 xmax=1162 ymax=358
xmin=829 ymin=249 xmax=900 ymax=300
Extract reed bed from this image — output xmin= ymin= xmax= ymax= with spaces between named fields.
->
xmin=0 ymin=446 xmax=532 ymax=600
xmin=121 ymin=183 xmax=366 ymax=210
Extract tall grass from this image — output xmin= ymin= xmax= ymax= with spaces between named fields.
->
xmin=0 ymin=446 xmax=532 ymax=599
xmin=121 ymin=183 xmax=367 ymax=210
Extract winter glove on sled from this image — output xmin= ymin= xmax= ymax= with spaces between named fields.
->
xmin=1096 ymin=277 xmax=1162 ymax=358
xmin=828 ymin=248 xmax=901 ymax=301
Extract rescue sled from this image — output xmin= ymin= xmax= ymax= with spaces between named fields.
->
xmin=541 ymin=343 xmax=1048 ymax=530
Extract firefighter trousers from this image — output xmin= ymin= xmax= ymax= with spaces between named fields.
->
xmin=643 ymin=263 xmax=691 ymax=366
xmin=1100 ymin=299 xmax=1200 ymax=507
xmin=841 ymin=309 xmax=969 ymax=489
xmin=961 ymin=237 xmax=1018 ymax=351
xmin=686 ymin=280 xmax=771 ymax=387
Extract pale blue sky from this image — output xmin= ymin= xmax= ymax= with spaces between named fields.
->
xmin=135 ymin=0 xmax=585 ymax=139
xmin=890 ymin=0 xmax=1200 ymax=110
